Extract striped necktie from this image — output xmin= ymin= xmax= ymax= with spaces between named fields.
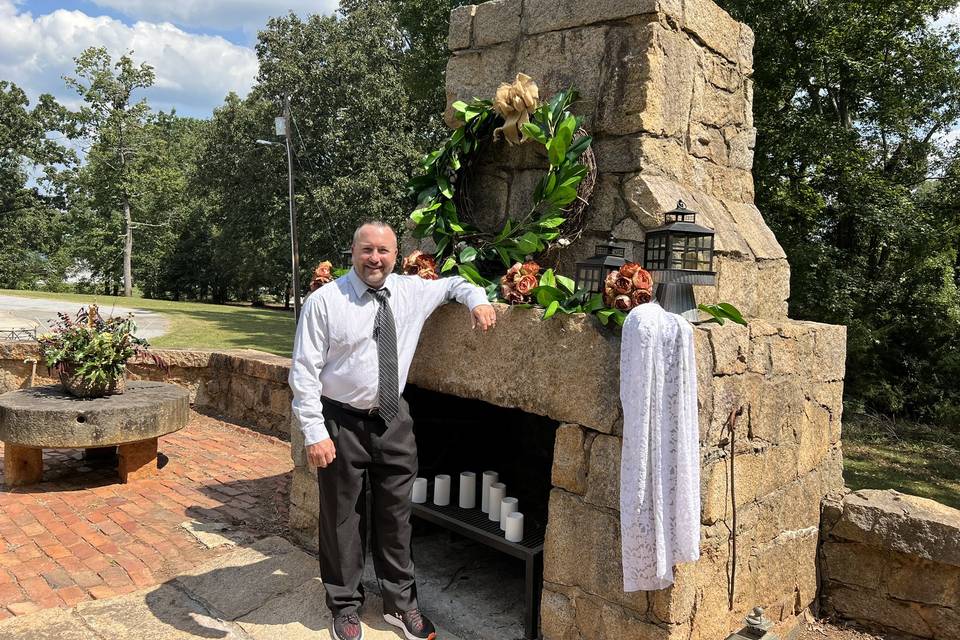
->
xmin=368 ymin=287 xmax=400 ymax=423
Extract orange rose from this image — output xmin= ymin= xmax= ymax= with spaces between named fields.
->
xmin=630 ymin=288 xmax=652 ymax=306
xmin=612 ymin=273 xmax=633 ymax=295
xmin=520 ymin=261 xmax=540 ymax=277
xmin=501 ymin=284 xmax=526 ymax=304
xmin=416 ymin=254 xmax=436 ymax=271
xmin=619 ymin=262 xmax=641 ymax=278
xmin=402 ymin=250 xmax=423 ymax=275
xmin=505 ymin=262 xmax=523 ymax=283
xmin=419 ymin=268 xmax=439 ymax=280
xmin=613 ymin=295 xmax=633 ymax=311
xmin=632 ymin=268 xmax=653 ymax=291
xmin=515 ymin=274 xmax=537 ymax=295
xmin=310 ymin=260 xmax=334 ymax=291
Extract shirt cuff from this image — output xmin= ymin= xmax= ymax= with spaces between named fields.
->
xmin=301 ymin=421 xmax=330 ymax=447
xmin=466 ymin=287 xmax=490 ymax=310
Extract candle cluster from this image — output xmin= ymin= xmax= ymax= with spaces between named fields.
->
xmin=411 ymin=470 xmax=525 ymax=543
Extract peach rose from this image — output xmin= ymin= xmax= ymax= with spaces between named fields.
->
xmin=309 ymin=260 xmax=334 ymax=291
xmin=613 ymin=295 xmax=633 ymax=311
xmin=619 ymin=262 xmax=641 ymax=278
xmin=632 ymin=268 xmax=653 ymax=291
xmin=419 ymin=268 xmax=439 ymax=280
xmin=415 ymin=253 xmax=436 ymax=271
xmin=501 ymin=284 xmax=526 ymax=304
xmin=520 ymin=261 xmax=540 ymax=277
xmin=515 ymin=274 xmax=537 ymax=295
xmin=402 ymin=250 xmax=423 ymax=274
xmin=505 ymin=262 xmax=523 ymax=283
xmin=612 ymin=273 xmax=633 ymax=295
xmin=631 ymin=288 xmax=653 ymax=306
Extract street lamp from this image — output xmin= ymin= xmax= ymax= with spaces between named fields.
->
xmin=255 ymin=95 xmax=302 ymax=323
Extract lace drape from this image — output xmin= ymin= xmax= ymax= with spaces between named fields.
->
xmin=619 ymin=303 xmax=700 ymax=591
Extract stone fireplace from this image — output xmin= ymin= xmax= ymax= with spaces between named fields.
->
xmin=289 ymin=0 xmax=848 ymax=638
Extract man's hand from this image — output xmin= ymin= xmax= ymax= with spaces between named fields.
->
xmin=306 ymin=438 xmax=336 ymax=468
xmin=471 ymin=304 xmax=497 ymax=331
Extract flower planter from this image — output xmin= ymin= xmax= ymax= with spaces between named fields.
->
xmin=59 ymin=363 xmax=126 ymax=399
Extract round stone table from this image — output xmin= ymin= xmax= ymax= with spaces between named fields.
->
xmin=0 ymin=381 xmax=189 ymax=486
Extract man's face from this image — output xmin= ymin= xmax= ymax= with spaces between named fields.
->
xmin=352 ymin=224 xmax=397 ymax=289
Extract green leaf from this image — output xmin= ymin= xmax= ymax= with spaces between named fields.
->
xmin=583 ymin=293 xmax=606 ymax=313
xmin=457 ymin=262 xmax=491 ymax=287
xmin=495 ymin=247 xmax=511 ymax=266
xmin=542 ymin=300 xmax=560 ymax=320
xmin=549 ymin=185 xmax=578 ymax=206
xmin=556 ymin=274 xmax=576 ymax=295
xmin=449 ymin=221 xmax=465 ymax=233
xmin=437 ymin=174 xmax=454 ymax=199
xmin=537 ymin=215 xmax=566 ymax=228
xmin=495 ymin=218 xmax=513 ymax=242
xmin=566 ymin=135 xmax=593 ymax=160
xmin=452 ymin=100 xmax=468 ymax=113
xmin=612 ymin=310 xmax=627 ymax=326
xmin=434 ymin=234 xmax=450 ymax=257
xmin=534 ymin=285 xmax=566 ymax=307
xmin=596 ymin=308 xmax=615 ymax=325
xmin=716 ymin=302 xmax=747 ymax=326
xmin=539 ymin=268 xmax=556 ymax=288
xmin=520 ymin=122 xmax=548 ymax=144
xmin=515 ymin=232 xmax=539 ymax=255
xmin=441 ymin=257 xmax=457 ymax=273
xmin=420 ymin=149 xmax=442 ymax=169
xmin=459 ymin=246 xmax=477 ymax=263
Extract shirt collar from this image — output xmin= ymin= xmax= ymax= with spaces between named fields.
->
xmin=347 ymin=268 xmax=393 ymax=299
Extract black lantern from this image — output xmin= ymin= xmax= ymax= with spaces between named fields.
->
xmin=643 ymin=200 xmax=716 ymax=319
xmin=575 ymin=236 xmax=627 ymax=294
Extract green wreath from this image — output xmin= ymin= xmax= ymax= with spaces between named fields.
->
xmin=406 ymin=84 xmax=594 ymax=292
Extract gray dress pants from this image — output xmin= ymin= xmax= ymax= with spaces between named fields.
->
xmin=316 ymin=396 xmax=419 ymax=617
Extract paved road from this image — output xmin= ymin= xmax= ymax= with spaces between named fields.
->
xmin=0 ymin=294 xmax=169 ymax=340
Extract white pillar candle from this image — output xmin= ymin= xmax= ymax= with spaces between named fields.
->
xmin=433 ymin=474 xmax=451 ymax=506
xmin=505 ymin=512 xmax=524 ymax=542
xmin=499 ymin=497 xmax=518 ymax=531
xmin=480 ymin=470 xmax=498 ymax=513
xmin=458 ymin=471 xmax=476 ymax=509
xmin=411 ymin=477 xmax=428 ymax=504
xmin=488 ymin=482 xmax=506 ymax=522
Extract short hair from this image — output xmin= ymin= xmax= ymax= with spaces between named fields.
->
xmin=352 ymin=220 xmax=396 ymax=246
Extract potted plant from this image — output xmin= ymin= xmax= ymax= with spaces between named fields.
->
xmin=37 ymin=305 xmax=167 ymax=399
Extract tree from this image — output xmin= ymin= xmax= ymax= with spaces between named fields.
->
xmin=719 ymin=0 xmax=960 ymax=420
xmin=0 ymin=81 xmax=73 ymax=288
xmin=64 ymin=47 xmax=155 ymax=297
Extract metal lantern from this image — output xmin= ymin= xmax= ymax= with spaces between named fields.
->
xmin=575 ymin=237 xmax=627 ymax=294
xmin=643 ymin=200 xmax=716 ymax=319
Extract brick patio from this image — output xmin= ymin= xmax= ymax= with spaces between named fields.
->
xmin=0 ymin=412 xmax=294 ymax=621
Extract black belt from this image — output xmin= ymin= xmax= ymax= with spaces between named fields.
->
xmin=322 ymin=396 xmax=379 ymax=417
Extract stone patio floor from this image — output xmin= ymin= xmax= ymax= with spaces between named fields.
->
xmin=0 ymin=411 xmax=292 ymax=620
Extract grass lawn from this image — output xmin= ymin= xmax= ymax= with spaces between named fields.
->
xmin=1 ymin=289 xmax=296 ymax=356
xmin=843 ymin=413 xmax=960 ymax=510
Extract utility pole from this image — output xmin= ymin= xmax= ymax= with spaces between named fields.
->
xmin=283 ymin=95 xmax=302 ymax=322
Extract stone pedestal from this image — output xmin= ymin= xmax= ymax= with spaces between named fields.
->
xmin=0 ymin=381 xmax=189 ymax=485
xmin=4 ymin=444 xmax=42 ymax=486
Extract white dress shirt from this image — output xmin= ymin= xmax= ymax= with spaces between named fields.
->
xmin=289 ymin=268 xmax=489 ymax=446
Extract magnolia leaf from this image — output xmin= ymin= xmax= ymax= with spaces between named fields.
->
xmin=452 ymin=100 xmax=468 ymax=113
xmin=437 ymin=174 xmax=454 ymax=199
xmin=539 ymin=268 xmax=556 ymax=288
xmin=542 ymin=300 xmax=560 ymax=320
xmin=460 ymin=246 xmax=477 ymax=263
xmin=441 ymin=257 xmax=457 ymax=273
xmin=556 ymin=274 xmax=576 ymax=295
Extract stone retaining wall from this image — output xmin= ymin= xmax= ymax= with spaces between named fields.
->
xmin=0 ymin=342 xmax=293 ymax=437
xmin=820 ymin=490 xmax=960 ymax=640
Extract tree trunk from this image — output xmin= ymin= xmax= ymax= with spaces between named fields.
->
xmin=123 ymin=196 xmax=133 ymax=297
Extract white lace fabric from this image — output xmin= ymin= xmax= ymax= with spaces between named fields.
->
xmin=619 ymin=303 xmax=701 ymax=591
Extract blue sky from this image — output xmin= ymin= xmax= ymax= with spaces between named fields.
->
xmin=3 ymin=0 xmax=338 ymax=118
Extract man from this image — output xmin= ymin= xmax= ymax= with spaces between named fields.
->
xmin=289 ymin=221 xmax=496 ymax=640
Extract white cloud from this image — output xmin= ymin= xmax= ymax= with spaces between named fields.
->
xmin=0 ymin=0 xmax=258 ymax=118
xmin=88 ymin=0 xmax=339 ymax=33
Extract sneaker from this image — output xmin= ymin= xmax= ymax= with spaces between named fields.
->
xmin=383 ymin=608 xmax=437 ymax=640
xmin=331 ymin=612 xmax=364 ymax=640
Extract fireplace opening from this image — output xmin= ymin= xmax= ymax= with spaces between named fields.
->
xmin=359 ymin=385 xmax=560 ymax=640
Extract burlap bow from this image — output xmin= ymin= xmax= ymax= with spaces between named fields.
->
xmin=492 ymin=73 xmax=540 ymax=145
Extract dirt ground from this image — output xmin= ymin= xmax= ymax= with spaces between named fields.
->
xmin=796 ymin=617 xmax=889 ymax=640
